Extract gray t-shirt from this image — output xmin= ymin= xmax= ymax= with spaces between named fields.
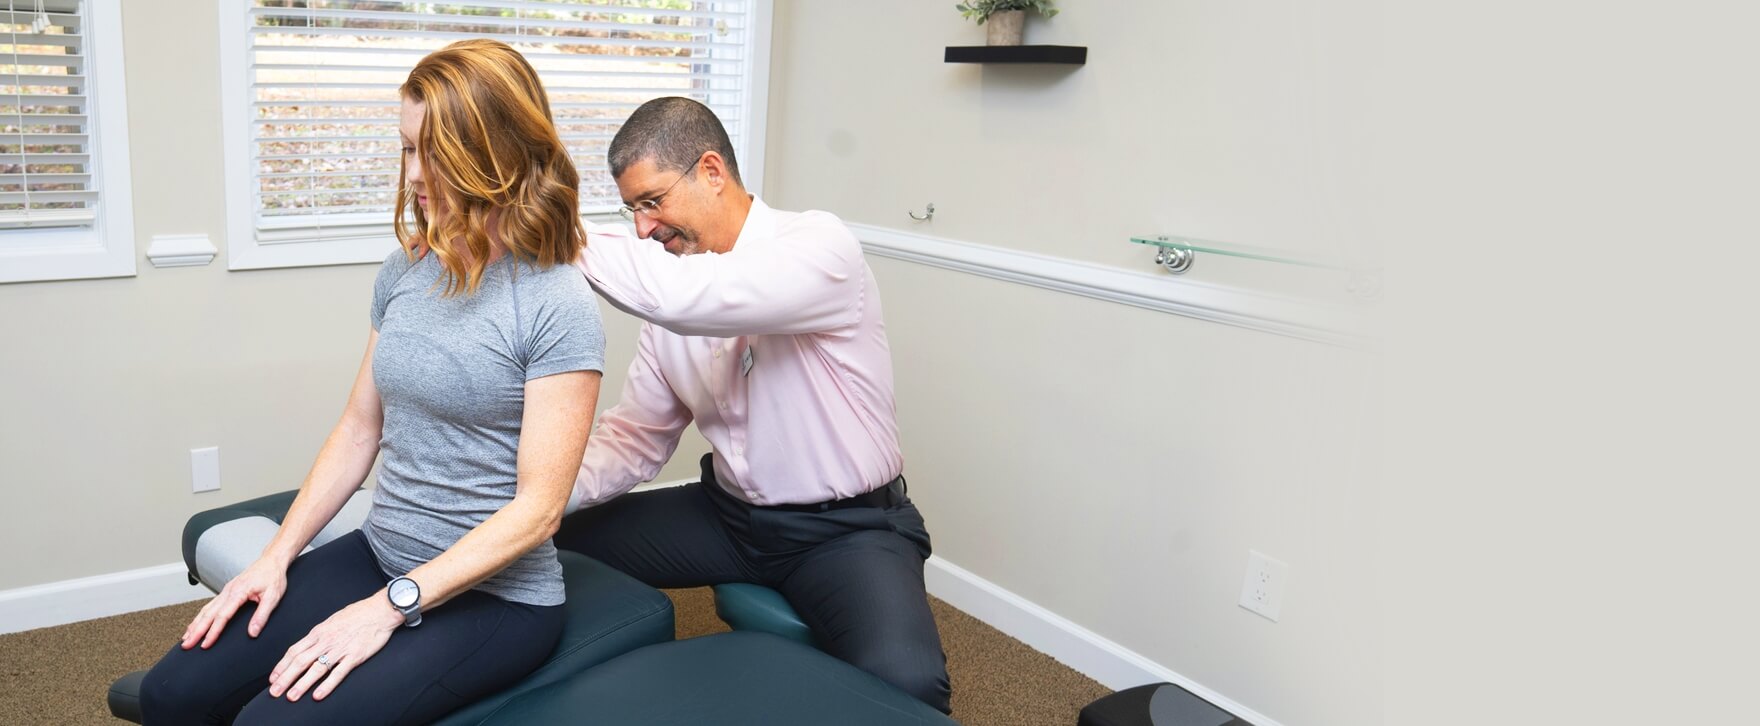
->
xmin=362 ymin=249 xmax=603 ymax=606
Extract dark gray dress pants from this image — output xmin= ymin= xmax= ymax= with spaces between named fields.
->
xmin=553 ymin=453 xmax=952 ymax=714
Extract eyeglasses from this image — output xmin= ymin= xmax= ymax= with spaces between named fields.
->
xmin=617 ymin=156 xmax=700 ymax=221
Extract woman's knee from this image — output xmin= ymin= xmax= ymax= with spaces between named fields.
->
xmin=234 ymin=690 xmax=345 ymax=726
xmin=139 ymin=654 xmax=228 ymax=724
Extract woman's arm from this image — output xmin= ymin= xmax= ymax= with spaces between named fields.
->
xmin=181 ymin=328 xmax=385 ymax=649
xmin=268 ymin=368 xmax=601 ymax=702
xmin=261 ymin=329 xmax=386 ymax=568
xmin=400 ymin=368 xmax=601 ymax=608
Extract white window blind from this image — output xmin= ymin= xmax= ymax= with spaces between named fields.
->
xmin=0 ymin=0 xmax=94 ymax=231
xmin=242 ymin=0 xmax=756 ymax=250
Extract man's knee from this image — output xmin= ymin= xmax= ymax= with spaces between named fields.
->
xmin=847 ymin=647 xmax=953 ymax=714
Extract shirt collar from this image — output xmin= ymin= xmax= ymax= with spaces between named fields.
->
xmin=729 ymin=196 xmax=773 ymax=252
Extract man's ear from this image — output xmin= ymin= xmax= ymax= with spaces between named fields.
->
xmin=699 ymin=151 xmax=731 ymax=191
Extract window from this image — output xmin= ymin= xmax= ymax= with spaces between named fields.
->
xmin=220 ymin=0 xmax=772 ymax=271
xmin=0 ymin=0 xmax=136 ymax=284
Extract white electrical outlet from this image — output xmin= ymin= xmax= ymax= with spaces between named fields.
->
xmin=1239 ymin=550 xmax=1289 ymax=621
xmin=190 ymin=447 xmax=221 ymax=493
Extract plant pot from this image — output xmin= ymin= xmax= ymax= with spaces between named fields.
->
xmin=985 ymin=10 xmax=1025 ymax=46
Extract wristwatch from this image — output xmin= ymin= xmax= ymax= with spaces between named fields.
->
xmin=386 ymin=576 xmax=422 ymax=627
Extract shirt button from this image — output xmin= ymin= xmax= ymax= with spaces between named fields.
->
xmin=718 ymin=402 xmax=727 ymax=410
xmin=713 ymin=349 xmax=722 ymax=358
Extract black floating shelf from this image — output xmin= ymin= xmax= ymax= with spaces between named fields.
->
xmin=945 ymin=45 xmax=1087 ymax=65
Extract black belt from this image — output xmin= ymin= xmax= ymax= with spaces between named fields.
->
xmin=759 ymin=477 xmax=903 ymax=514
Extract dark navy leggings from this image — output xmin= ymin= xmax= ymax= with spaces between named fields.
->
xmin=139 ymin=530 xmax=562 ymax=725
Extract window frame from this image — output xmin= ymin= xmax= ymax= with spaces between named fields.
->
xmin=0 ymin=0 xmax=137 ymax=285
xmin=217 ymin=0 xmax=773 ymax=272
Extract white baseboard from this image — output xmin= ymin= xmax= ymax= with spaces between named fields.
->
xmin=0 ymin=563 xmax=208 ymax=635
xmin=925 ymin=555 xmax=1282 ymax=726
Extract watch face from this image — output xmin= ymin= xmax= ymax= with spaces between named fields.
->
xmin=388 ymin=578 xmax=419 ymax=609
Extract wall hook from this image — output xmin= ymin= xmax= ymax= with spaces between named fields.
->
xmin=907 ymin=202 xmax=935 ymax=222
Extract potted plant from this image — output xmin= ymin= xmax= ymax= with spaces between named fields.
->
xmin=956 ymin=0 xmax=1059 ymax=47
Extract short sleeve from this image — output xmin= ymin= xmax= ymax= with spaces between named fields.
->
xmin=370 ymin=248 xmax=416 ymax=331
xmin=523 ymin=265 xmax=607 ymax=381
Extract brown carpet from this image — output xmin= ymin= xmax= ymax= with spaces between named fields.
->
xmin=0 ymin=589 xmax=1109 ymax=725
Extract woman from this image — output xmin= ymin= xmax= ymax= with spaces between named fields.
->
xmin=140 ymin=40 xmax=603 ymax=725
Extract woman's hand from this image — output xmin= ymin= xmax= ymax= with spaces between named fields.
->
xmin=180 ymin=556 xmax=290 ymax=649
xmin=267 ymin=594 xmax=404 ymax=702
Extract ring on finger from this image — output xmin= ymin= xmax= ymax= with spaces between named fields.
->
xmin=317 ymin=653 xmax=331 ymax=667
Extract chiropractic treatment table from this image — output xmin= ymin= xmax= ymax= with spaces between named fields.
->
xmin=106 ymin=488 xmax=957 ymax=725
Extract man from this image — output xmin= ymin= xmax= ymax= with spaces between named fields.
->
xmin=554 ymin=97 xmax=952 ymax=713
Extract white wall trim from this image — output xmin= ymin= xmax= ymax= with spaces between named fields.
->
xmin=215 ymin=0 xmax=398 ymax=272
xmin=0 ymin=0 xmax=137 ymax=285
xmin=851 ymin=223 xmax=1370 ymax=348
xmin=146 ymin=234 xmax=219 ymax=268
xmin=0 ymin=563 xmax=208 ymax=635
xmin=740 ymin=0 xmax=774 ymax=198
xmin=217 ymin=2 xmax=776 ymax=272
xmin=926 ymin=555 xmax=1282 ymax=726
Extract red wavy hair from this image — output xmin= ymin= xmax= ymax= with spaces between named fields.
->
xmin=394 ymin=39 xmax=585 ymax=296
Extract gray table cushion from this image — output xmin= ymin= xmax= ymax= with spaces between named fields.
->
xmin=189 ymin=490 xmax=372 ymax=591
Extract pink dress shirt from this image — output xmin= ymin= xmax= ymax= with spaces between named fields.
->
xmin=569 ymin=198 xmax=903 ymax=509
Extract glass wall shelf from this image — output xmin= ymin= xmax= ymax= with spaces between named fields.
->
xmin=1131 ymin=234 xmax=1380 ymax=301
xmin=1130 ymin=235 xmax=1356 ymax=273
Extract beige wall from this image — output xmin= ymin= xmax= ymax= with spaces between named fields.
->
xmin=870 ymin=258 xmax=1380 ymax=724
xmin=13 ymin=2 xmax=1755 ymax=724
xmin=0 ymin=0 xmax=706 ymax=590
xmin=763 ymin=1 xmax=1380 ymax=290
xmin=1371 ymin=3 xmax=1760 ymax=724
xmin=758 ymin=3 xmax=1760 ymax=725
xmin=762 ymin=2 xmax=1381 ymax=724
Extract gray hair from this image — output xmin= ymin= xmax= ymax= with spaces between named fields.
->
xmin=608 ymin=97 xmax=743 ymax=187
